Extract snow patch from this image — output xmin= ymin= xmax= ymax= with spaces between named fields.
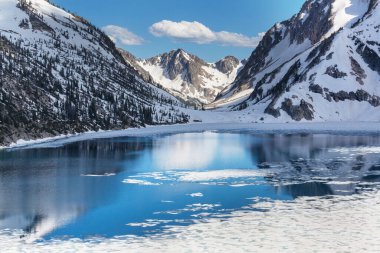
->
xmin=122 ymin=179 xmax=161 ymax=186
xmin=187 ymin=192 xmax=204 ymax=198
xmin=178 ymin=170 xmax=264 ymax=182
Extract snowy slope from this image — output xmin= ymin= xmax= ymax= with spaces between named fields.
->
xmin=138 ymin=49 xmax=243 ymax=105
xmin=0 ymin=0 xmax=189 ymax=145
xmin=215 ymin=0 xmax=380 ymax=122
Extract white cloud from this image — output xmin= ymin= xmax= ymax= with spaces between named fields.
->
xmin=149 ymin=20 xmax=263 ymax=48
xmin=102 ymin=25 xmax=144 ymax=46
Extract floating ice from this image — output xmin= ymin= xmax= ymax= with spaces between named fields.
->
xmin=329 ymin=146 xmax=380 ymax=154
xmin=178 ymin=169 xmax=264 ymax=182
xmin=122 ymin=179 xmax=161 ymax=186
xmin=187 ymin=193 xmax=204 ymax=197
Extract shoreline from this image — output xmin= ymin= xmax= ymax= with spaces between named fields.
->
xmin=2 ymin=121 xmax=380 ymax=150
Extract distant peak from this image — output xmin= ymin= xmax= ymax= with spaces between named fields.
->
xmin=174 ymin=48 xmax=185 ymax=53
xmin=171 ymin=48 xmax=190 ymax=58
xmin=215 ymin=55 xmax=240 ymax=74
xmin=219 ymin=55 xmax=239 ymax=62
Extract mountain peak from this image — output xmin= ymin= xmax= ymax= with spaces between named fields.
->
xmin=218 ymin=0 xmax=373 ymax=102
xmin=139 ymin=50 xmax=243 ymax=105
xmin=214 ymin=0 xmax=380 ymax=122
xmin=215 ymin=56 xmax=240 ymax=75
xmin=173 ymin=48 xmax=186 ymax=54
xmin=169 ymin=48 xmax=193 ymax=62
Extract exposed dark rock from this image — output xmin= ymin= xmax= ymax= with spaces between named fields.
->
xmin=289 ymin=0 xmax=333 ymax=44
xmin=332 ymin=91 xmax=350 ymax=102
xmin=323 ymin=88 xmax=380 ymax=106
xmin=29 ymin=14 xmax=55 ymax=34
xmin=356 ymin=89 xmax=370 ymax=101
xmin=325 ymin=93 xmax=332 ymax=102
xmin=18 ymin=18 xmax=29 ymax=29
xmin=326 ymin=52 xmax=334 ymax=60
xmin=350 ymin=56 xmax=367 ymax=85
xmin=309 ymin=73 xmax=317 ymax=81
xmin=281 ymin=99 xmax=314 ymax=121
xmin=309 ymin=84 xmax=323 ymax=94
xmin=248 ymin=68 xmax=282 ymax=103
xmin=355 ymin=39 xmax=380 ymax=75
xmin=369 ymin=95 xmax=380 ymax=107
xmin=263 ymin=60 xmax=301 ymax=112
xmin=264 ymin=107 xmax=281 ymax=118
xmin=215 ymin=56 xmax=240 ymax=74
xmin=146 ymin=49 xmax=209 ymax=85
xmin=367 ymin=40 xmax=380 ymax=47
xmin=325 ymin=65 xmax=347 ymax=78
xmin=306 ymin=32 xmax=336 ymax=66
xmin=118 ymin=49 xmax=155 ymax=84
xmin=234 ymin=26 xmax=282 ymax=87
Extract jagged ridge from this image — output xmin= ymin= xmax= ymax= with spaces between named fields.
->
xmin=138 ymin=49 xmax=243 ymax=105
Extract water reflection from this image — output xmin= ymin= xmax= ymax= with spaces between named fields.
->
xmin=0 ymin=132 xmax=379 ymax=240
xmin=248 ymin=134 xmax=380 ymax=197
xmin=0 ymin=139 xmax=150 ymax=241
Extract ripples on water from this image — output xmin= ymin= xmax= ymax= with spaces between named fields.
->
xmin=0 ymin=132 xmax=379 ymax=251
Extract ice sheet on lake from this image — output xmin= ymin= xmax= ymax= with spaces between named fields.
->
xmin=1 ymin=189 xmax=379 ymax=252
xmin=122 ymin=179 xmax=161 ymax=186
xmin=329 ymin=146 xmax=380 ymax=154
xmin=178 ymin=169 xmax=265 ymax=182
xmin=127 ymin=220 xmax=172 ymax=228
xmin=122 ymin=169 xmax=268 ymax=187
xmin=121 ymin=166 xmax=374 ymax=189
xmin=154 ymin=203 xmax=222 ymax=216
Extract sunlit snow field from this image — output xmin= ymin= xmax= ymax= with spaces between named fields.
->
xmin=1 ymin=130 xmax=380 ymax=252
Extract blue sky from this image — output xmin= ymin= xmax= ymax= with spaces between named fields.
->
xmin=51 ymin=0 xmax=305 ymax=62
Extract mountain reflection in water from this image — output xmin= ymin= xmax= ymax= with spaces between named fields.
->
xmin=0 ymin=132 xmax=379 ymax=240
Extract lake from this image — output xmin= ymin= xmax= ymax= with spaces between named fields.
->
xmin=0 ymin=131 xmax=380 ymax=250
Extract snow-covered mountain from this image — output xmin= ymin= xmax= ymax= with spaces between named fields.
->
xmin=138 ymin=49 xmax=243 ymax=105
xmin=118 ymin=48 xmax=182 ymax=99
xmin=216 ymin=0 xmax=380 ymax=122
xmin=118 ymin=48 xmax=156 ymax=85
xmin=0 ymin=0 xmax=189 ymax=145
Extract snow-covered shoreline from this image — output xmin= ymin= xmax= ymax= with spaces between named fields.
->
xmin=2 ymin=121 xmax=380 ymax=150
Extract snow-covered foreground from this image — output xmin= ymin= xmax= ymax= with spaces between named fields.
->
xmin=3 ymin=121 xmax=380 ymax=150
xmin=2 ymin=189 xmax=379 ymax=253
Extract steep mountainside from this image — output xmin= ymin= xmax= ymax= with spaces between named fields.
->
xmin=0 ymin=0 xmax=188 ymax=145
xmin=138 ymin=49 xmax=243 ymax=105
xmin=216 ymin=0 xmax=380 ymax=122
xmin=118 ymin=48 xmax=155 ymax=85
xmin=118 ymin=48 xmax=184 ymax=102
